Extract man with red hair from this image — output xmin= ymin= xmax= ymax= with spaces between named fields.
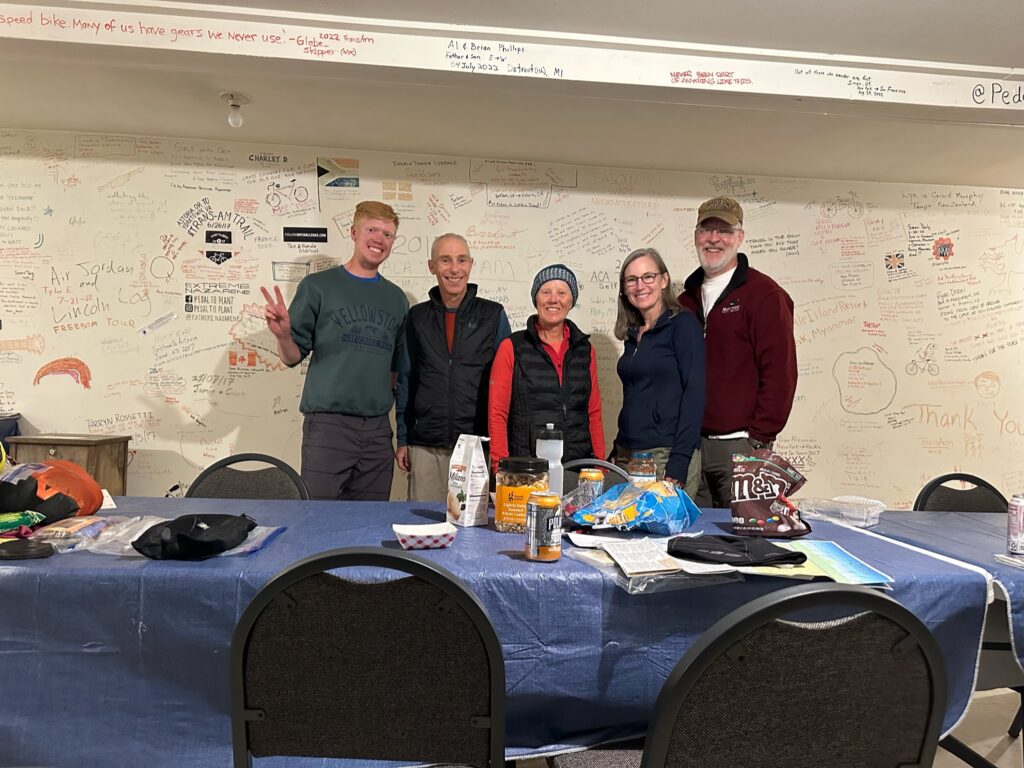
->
xmin=262 ymin=200 xmax=408 ymax=500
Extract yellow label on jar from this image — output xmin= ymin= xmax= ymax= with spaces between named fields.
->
xmin=496 ymin=482 xmax=547 ymax=527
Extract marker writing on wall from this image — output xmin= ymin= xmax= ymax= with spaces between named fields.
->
xmin=139 ymin=311 xmax=177 ymax=336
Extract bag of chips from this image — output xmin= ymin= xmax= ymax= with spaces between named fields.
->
xmin=571 ymin=481 xmax=701 ymax=536
xmin=730 ymin=449 xmax=810 ymax=537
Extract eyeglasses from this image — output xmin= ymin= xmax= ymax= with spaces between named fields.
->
xmin=623 ymin=272 xmax=663 ymax=287
xmin=695 ymin=224 xmax=740 ymax=237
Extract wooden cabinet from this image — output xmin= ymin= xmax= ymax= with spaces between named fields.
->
xmin=7 ymin=434 xmax=131 ymax=495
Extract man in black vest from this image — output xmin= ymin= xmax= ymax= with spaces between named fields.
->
xmin=395 ymin=234 xmax=511 ymax=501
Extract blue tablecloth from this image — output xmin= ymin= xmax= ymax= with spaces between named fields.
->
xmin=874 ymin=510 xmax=1024 ymax=671
xmin=0 ymin=499 xmax=989 ymax=767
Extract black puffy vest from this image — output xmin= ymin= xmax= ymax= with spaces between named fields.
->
xmin=404 ymin=284 xmax=504 ymax=447
xmin=508 ymin=316 xmax=593 ymax=462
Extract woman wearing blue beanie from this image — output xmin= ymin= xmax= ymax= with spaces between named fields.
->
xmin=488 ymin=264 xmax=605 ymax=473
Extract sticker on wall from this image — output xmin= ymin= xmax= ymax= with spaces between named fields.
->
xmin=33 ymin=357 xmax=92 ymax=389
xmin=318 ymin=157 xmax=360 ymax=188
xmin=383 ymin=180 xmax=413 ymax=201
xmin=283 ymin=227 xmax=328 ymax=243
xmin=884 ymin=252 xmax=905 ymax=273
xmin=271 ymin=261 xmax=311 ymax=282
xmin=204 ymin=229 xmax=235 ymax=264
xmin=933 ymin=237 xmax=954 ymax=261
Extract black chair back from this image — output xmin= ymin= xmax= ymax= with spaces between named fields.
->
xmin=913 ymin=472 xmax=1007 ymax=512
xmin=185 ymin=452 xmax=309 ymax=500
xmin=640 ymin=582 xmax=946 ymax=768
xmin=230 ymin=547 xmax=505 ymax=768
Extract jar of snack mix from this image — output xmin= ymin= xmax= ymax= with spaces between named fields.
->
xmin=495 ymin=457 xmax=548 ymax=533
xmin=626 ymin=451 xmax=657 ymax=486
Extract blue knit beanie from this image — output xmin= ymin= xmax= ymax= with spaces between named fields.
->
xmin=531 ymin=263 xmax=578 ymax=307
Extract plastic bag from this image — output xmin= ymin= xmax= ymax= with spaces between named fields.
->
xmin=88 ymin=516 xmax=169 ymax=556
xmin=563 ymin=546 xmax=738 ymax=594
xmin=32 ymin=515 xmax=111 ymax=552
xmin=570 ymin=481 xmax=701 ymax=536
xmin=797 ymin=497 xmax=885 ymax=528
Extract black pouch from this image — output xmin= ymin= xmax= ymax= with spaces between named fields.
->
xmin=0 ymin=539 xmax=55 ymax=559
xmin=131 ymin=513 xmax=256 ymax=560
xmin=667 ymin=534 xmax=807 ymax=566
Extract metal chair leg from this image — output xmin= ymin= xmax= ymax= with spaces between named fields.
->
xmin=1009 ymin=696 xmax=1023 ymax=739
xmin=940 ymin=735 xmax=1000 ymax=768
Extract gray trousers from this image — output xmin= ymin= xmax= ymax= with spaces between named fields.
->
xmin=694 ymin=436 xmax=755 ymax=509
xmin=301 ymin=412 xmax=394 ymax=501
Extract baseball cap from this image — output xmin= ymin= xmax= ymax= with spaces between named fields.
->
xmin=696 ymin=196 xmax=744 ymax=227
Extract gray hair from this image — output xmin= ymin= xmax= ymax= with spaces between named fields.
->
xmin=430 ymin=233 xmax=471 ymax=261
xmin=613 ymin=247 xmax=681 ymax=341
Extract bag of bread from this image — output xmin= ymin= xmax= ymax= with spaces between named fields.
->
xmin=447 ymin=434 xmax=490 ymax=527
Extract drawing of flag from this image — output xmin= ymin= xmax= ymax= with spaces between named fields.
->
xmin=885 ymin=252 xmax=905 ymax=272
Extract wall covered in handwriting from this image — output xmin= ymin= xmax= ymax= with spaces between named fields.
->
xmin=0 ymin=128 xmax=1022 ymax=504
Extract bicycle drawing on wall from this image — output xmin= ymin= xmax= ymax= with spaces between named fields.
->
xmin=266 ymin=179 xmax=309 ymax=209
xmin=905 ymin=343 xmax=939 ymax=376
xmin=820 ymin=191 xmax=865 ymax=219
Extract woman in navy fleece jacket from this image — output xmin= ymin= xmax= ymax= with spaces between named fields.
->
xmin=613 ymin=248 xmax=706 ymax=499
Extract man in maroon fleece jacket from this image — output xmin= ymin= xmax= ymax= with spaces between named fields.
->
xmin=678 ymin=196 xmax=798 ymax=508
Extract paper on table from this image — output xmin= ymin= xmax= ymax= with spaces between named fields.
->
xmin=738 ymin=540 xmax=893 ymax=585
xmin=567 ymin=529 xmax=703 ymax=549
xmin=602 ymin=539 xmax=735 ymax=577
xmin=100 ymin=489 xmax=117 ymax=509
xmin=567 ymin=531 xmax=632 ymax=549
xmin=602 ymin=539 xmax=682 ymax=576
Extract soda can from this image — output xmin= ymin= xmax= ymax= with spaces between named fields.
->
xmin=525 ymin=491 xmax=562 ymax=562
xmin=1009 ymin=494 xmax=1024 ymax=555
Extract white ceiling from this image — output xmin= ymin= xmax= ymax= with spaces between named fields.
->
xmin=1 ymin=0 xmax=1023 ymax=188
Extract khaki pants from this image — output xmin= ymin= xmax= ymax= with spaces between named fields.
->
xmin=614 ymin=444 xmax=702 ymax=501
xmin=407 ymin=444 xmax=451 ymax=502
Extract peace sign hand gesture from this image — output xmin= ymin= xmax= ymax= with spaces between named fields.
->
xmin=261 ymin=285 xmax=292 ymax=341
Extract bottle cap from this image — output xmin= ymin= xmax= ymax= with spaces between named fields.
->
xmin=498 ymin=457 xmax=549 ymax=474
xmin=537 ymin=425 xmax=563 ymax=441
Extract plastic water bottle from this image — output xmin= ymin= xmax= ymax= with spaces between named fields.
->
xmin=536 ymin=423 xmax=564 ymax=498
